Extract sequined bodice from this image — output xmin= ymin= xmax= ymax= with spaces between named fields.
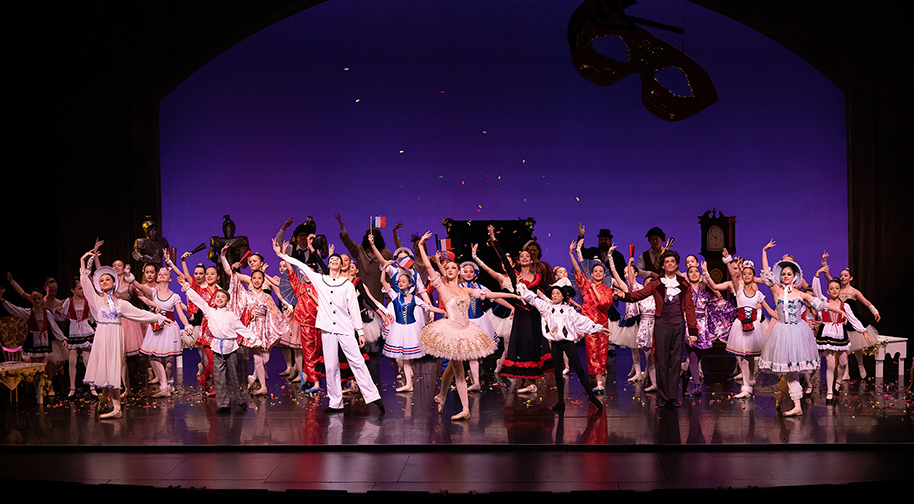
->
xmin=445 ymin=295 xmax=471 ymax=326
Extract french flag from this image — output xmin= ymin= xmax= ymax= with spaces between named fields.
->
xmin=440 ymin=237 xmax=451 ymax=252
xmin=397 ymin=255 xmax=414 ymax=270
xmin=369 ymin=216 xmax=386 ymax=228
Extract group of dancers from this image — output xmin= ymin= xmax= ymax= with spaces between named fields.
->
xmin=0 ymin=217 xmax=883 ymax=419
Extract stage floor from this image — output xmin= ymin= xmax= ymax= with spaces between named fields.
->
xmin=2 ymin=345 xmax=911 ymax=446
xmin=2 ymin=345 xmax=912 ymax=494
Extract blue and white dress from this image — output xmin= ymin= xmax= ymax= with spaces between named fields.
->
xmin=382 ymin=288 xmax=427 ymax=360
xmin=759 ymin=293 xmax=820 ymax=374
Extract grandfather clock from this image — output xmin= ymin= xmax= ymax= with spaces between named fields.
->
xmin=699 ymin=208 xmax=736 ymax=284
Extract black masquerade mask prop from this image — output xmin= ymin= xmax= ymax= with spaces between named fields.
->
xmin=568 ymin=0 xmax=718 ymax=121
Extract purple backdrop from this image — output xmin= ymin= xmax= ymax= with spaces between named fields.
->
xmin=160 ymin=0 xmax=847 ymax=278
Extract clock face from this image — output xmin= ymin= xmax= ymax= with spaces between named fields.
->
xmin=707 ymin=225 xmax=724 ymax=251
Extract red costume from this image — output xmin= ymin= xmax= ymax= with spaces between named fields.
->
xmin=287 ymin=270 xmax=321 ymax=383
xmin=575 ymin=271 xmax=614 ymax=376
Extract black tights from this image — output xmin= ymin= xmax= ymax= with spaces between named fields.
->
xmin=551 ymin=340 xmax=598 ymax=407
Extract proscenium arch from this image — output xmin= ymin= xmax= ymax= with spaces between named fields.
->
xmin=120 ymin=1 xmax=892 ymax=331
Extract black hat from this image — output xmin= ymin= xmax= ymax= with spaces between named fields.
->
xmin=645 ymin=226 xmax=666 ymax=240
xmin=597 ymin=229 xmax=613 ymax=239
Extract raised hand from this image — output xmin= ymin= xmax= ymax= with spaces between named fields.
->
xmin=763 ymin=239 xmax=776 ymax=251
xmin=282 ymin=217 xmax=294 ymax=230
xmin=393 ymin=220 xmax=403 ymax=232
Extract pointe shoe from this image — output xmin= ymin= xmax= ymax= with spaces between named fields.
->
xmin=563 ymin=368 xmax=570 ymax=376
xmin=466 ymin=383 xmax=481 ymax=392
xmin=783 ymin=403 xmax=803 ymax=416
xmin=247 ymin=375 xmax=256 ymax=390
xmin=627 ymin=366 xmax=636 ymax=379
xmin=90 ymin=387 xmax=98 ymax=397
xmin=733 ymin=373 xmax=743 ymax=382
xmin=628 ymin=372 xmax=643 ymax=383
xmin=516 ymin=384 xmax=537 ymax=394
xmin=252 ymin=387 xmax=269 ymax=396
xmin=99 ymin=409 xmax=123 ymax=419
xmin=152 ymin=388 xmax=171 ymax=398
xmin=434 ymin=395 xmax=445 ymax=413
xmin=450 ymin=410 xmax=470 ymax=421
xmin=395 ymin=384 xmax=414 ymax=392
xmin=733 ymin=389 xmax=752 ymax=399
xmin=858 ymin=366 xmax=867 ymax=380
xmin=197 ymin=363 xmax=204 ymax=376
xmin=67 ymin=389 xmax=76 ymax=398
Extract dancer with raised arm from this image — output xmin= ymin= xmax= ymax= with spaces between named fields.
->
xmin=812 ymin=266 xmax=866 ymax=404
xmin=759 ymin=240 xmax=843 ymax=416
xmin=569 ymin=239 xmax=614 ymax=393
xmin=274 ymin=239 xmax=385 ymax=415
xmin=177 ymin=273 xmax=256 ymax=413
xmin=517 ymin=283 xmax=607 ymax=413
xmin=821 ymin=254 xmax=881 ymax=380
xmin=415 ymin=231 xmax=520 ymax=420
xmin=79 ymin=240 xmax=169 ymax=419
xmin=132 ymin=256 xmax=190 ymax=398
xmin=702 ymin=256 xmax=772 ymax=399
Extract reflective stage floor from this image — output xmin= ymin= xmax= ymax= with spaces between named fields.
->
xmin=2 ymin=344 xmax=912 ymax=494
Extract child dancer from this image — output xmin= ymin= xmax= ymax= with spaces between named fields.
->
xmin=178 ymin=274 xmax=257 ymax=413
xmin=812 ymin=267 xmax=866 ymax=403
xmin=381 ymin=271 xmax=443 ymax=392
xmin=517 ymin=284 xmax=606 ymax=413
xmin=54 ymin=277 xmax=96 ymax=397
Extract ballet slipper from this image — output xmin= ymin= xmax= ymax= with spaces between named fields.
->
xmin=247 ymin=375 xmax=256 ymax=390
xmin=395 ymin=384 xmax=413 ymax=392
xmin=466 ymin=383 xmax=481 ymax=392
xmin=733 ymin=389 xmax=752 ymax=399
xmin=858 ymin=365 xmax=867 ymax=380
xmin=644 ymin=383 xmax=658 ymax=392
xmin=563 ymin=368 xmax=570 ymax=375
xmin=197 ymin=363 xmax=204 ymax=376
xmin=252 ymin=387 xmax=269 ymax=396
xmin=67 ymin=389 xmax=76 ymax=398
xmin=450 ymin=410 xmax=470 ymax=421
xmin=516 ymin=384 xmax=537 ymax=394
xmin=90 ymin=386 xmax=98 ymax=397
xmin=152 ymin=387 xmax=171 ymax=398
xmin=434 ymin=395 xmax=445 ymax=413
xmin=278 ymin=367 xmax=291 ymax=377
xmin=627 ymin=365 xmax=636 ymax=379
xmin=733 ymin=373 xmax=743 ymax=382
xmin=627 ymin=373 xmax=643 ymax=383
xmin=825 ymin=393 xmax=835 ymax=405
xmin=783 ymin=403 xmax=803 ymax=416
